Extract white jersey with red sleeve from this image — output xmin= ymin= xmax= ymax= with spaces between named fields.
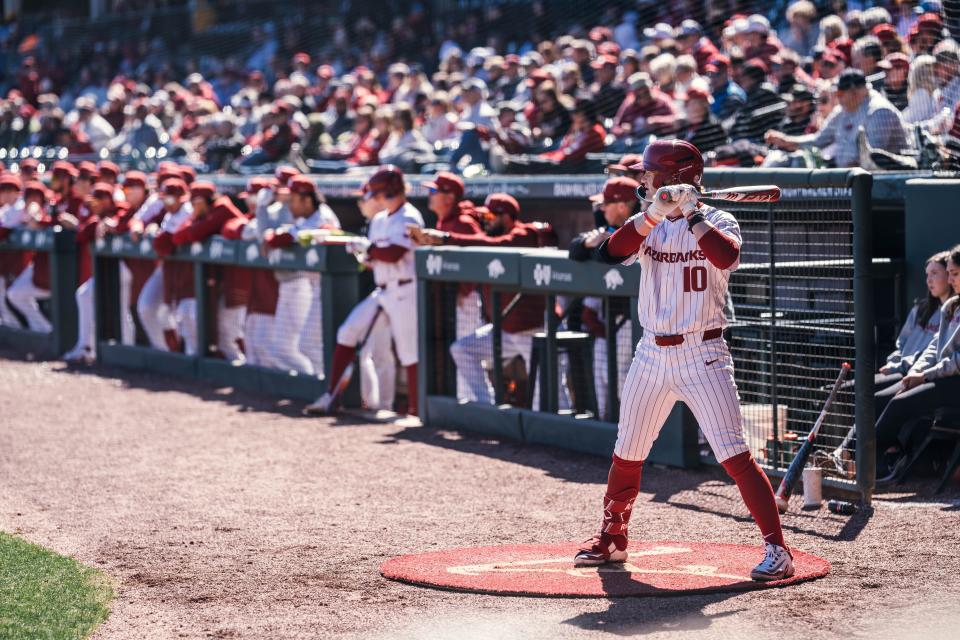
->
xmin=633 ymin=205 xmax=741 ymax=335
xmin=367 ymin=201 xmax=424 ymax=286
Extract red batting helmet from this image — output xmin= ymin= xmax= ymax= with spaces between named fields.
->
xmin=365 ymin=165 xmax=405 ymax=198
xmin=630 ymin=140 xmax=704 ymax=193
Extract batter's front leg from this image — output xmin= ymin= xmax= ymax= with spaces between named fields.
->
xmin=575 ymin=339 xmax=678 ymax=567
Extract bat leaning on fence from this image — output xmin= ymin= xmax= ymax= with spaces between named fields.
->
xmin=324 ymin=306 xmax=384 ymax=412
xmin=774 ymin=362 xmax=852 ymax=513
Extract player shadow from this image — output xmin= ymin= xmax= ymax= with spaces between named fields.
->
xmin=563 ymin=589 xmax=743 ymax=636
xmin=45 ymin=356 xmax=337 ymax=420
xmin=383 ymin=421 xmax=725 ymax=491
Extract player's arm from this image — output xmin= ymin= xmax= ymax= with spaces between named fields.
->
xmin=594 ymin=200 xmax=668 ymax=264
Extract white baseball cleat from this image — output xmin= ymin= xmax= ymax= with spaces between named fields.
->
xmin=573 ymin=533 xmax=629 ymax=567
xmin=750 ymin=543 xmax=795 ymax=581
xmin=303 ymin=392 xmax=336 ymax=416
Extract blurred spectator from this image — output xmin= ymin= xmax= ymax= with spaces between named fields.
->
xmin=780 ymin=1 xmax=820 ymax=58
xmin=729 ymin=59 xmax=785 ymax=144
xmin=766 ymin=68 xmax=910 ymax=167
xmin=612 ymin=72 xmax=677 ymax=137
xmin=779 ymin=84 xmax=817 ymax=135
xmin=903 ymin=54 xmax=940 ymax=123
xmin=589 ymin=55 xmax=626 ymax=119
xmin=678 ymin=86 xmax=729 ymax=153
xmin=707 ymin=57 xmax=746 ymax=122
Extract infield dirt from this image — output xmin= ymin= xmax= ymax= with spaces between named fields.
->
xmin=1 ymin=351 xmax=958 ymax=640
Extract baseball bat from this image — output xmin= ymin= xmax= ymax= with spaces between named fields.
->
xmin=656 ymin=185 xmax=783 ymax=204
xmin=326 ymin=306 xmax=384 ymax=411
xmin=774 ymin=362 xmax=852 ymax=513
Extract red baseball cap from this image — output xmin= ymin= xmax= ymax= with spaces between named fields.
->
xmin=422 ymin=171 xmax=464 ymax=199
xmin=162 ymin=178 xmax=188 ymax=197
xmin=52 ymin=160 xmax=78 ymax=178
xmin=189 ymin=181 xmax=216 ymax=200
xmin=705 ymin=55 xmax=730 ymax=74
xmin=590 ymin=54 xmax=619 ymax=70
xmin=24 ymin=180 xmax=48 ymax=200
xmin=293 ymin=52 xmax=311 ymax=65
xmin=18 ymin=157 xmax=39 ymax=173
xmin=685 ymin=86 xmax=711 ymax=102
xmin=288 ymin=175 xmax=317 ymax=197
xmin=275 ymin=166 xmax=300 ymax=186
xmin=590 ymin=176 xmax=640 ymax=204
xmin=77 ymin=161 xmax=98 ymax=181
xmin=0 ymin=173 xmax=22 ymax=190
xmin=122 ymin=171 xmax=148 ymax=188
xmin=918 ymin=12 xmax=944 ymax=32
xmin=91 ymin=182 xmax=114 ymax=199
xmin=178 ymin=166 xmax=196 ymax=185
xmin=871 ymin=23 xmax=898 ymax=43
xmin=240 ymin=176 xmax=273 ymax=199
xmin=484 ymin=193 xmax=520 ymax=218
xmin=97 ymin=160 xmax=120 ymax=180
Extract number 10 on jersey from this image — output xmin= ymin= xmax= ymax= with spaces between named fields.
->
xmin=683 ymin=266 xmax=707 ymax=292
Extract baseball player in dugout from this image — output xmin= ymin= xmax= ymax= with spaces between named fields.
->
xmin=305 ymin=165 xmax=423 ymax=417
xmin=569 ymin=176 xmax=641 ymax=421
xmin=572 ymin=139 xmax=793 ymax=581
xmin=423 ymin=171 xmax=484 ymax=398
xmin=409 ymin=193 xmax=551 ymax=406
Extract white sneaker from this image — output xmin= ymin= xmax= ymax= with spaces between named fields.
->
xmin=303 ymin=392 xmax=336 ymax=416
xmin=751 ymin=543 xmax=795 ymax=581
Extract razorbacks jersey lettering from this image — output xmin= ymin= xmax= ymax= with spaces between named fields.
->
xmin=632 ymin=205 xmax=741 ymax=335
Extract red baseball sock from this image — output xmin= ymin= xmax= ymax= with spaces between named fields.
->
xmin=721 ymin=451 xmax=787 ymax=549
xmin=328 ymin=343 xmax=356 ymax=388
xmin=405 ymin=364 xmax=418 ymax=416
xmin=601 ymin=455 xmax=644 ymax=539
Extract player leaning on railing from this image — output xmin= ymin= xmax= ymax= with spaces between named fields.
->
xmin=572 ymin=139 xmax=794 ymax=581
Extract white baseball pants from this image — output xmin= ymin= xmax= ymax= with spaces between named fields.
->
xmin=0 ymin=277 xmax=22 ymax=327
xmin=297 ymin=272 xmax=324 ymax=376
xmin=271 ymin=275 xmax=315 ymax=375
xmin=337 ymin=282 xmax=418 ymax=366
xmin=68 ymin=278 xmax=95 ymax=356
xmin=455 ymin=290 xmax=483 ymax=399
xmin=137 ymin=267 xmax=174 ymax=351
xmin=449 ymin=323 xmax=537 ymax=406
xmin=8 ymin=265 xmax=51 ymax=333
xmin=218 ymin=300 xmax=246 ymax=363
xmin=359 ymin=310 xmax=396 ymax=410
xmin=594 ymin=321 xmax=634 ymax=421
xmin=615 ymin=335 xmax=749 ymax=463
xmin=244 ymin=312 xmax=276 ymax=367
xmin=175 ymin=298 xmax=198 ymax=356
xmin=119 ymin=262 xmax=135 ymax=345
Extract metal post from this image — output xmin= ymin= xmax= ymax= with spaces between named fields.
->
xmin=416 ymin=276 xmax=430 ymax=419
xmin=851 ymin=170 xmax=876 ymax=506
xmin=544 ymin=293 xmax=559 ymax=412
xmin=49 ymin=228 xmax=78 ymax=355
xmin=491 ymin=289 xmax=503 ymax=405
xmin=767 ymin=202 xmax=780 ymax=470
xmin=93 ymin=253 xmax=120 ymax=345
xmin=193 ymin=260 xmax=209 ymax=358
xmin=604 ymin=296 xmax=617 ymax=422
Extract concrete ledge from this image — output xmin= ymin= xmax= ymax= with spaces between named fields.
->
xmin=426 ymin=395 xmax=524 ymax=442
xmin=0 ymin=326 xmax=56 ymax=358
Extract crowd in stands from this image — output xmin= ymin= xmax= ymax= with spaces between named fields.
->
xmin=2 ymin=1 xmax=960 ymax=174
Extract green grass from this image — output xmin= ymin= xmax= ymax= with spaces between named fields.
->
xmin=0 ymin=532 xmax=112 ymax=640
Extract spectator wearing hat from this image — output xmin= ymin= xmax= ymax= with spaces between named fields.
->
xmin=706 ymin=57 xmax=747 ymax=122
xmin=421 ymin=92 xmax=459 ymax=145
xmin=741 ymin=14 xmax=783 ymax=66
xmin=816 ymin=47 xmax=847 ymax=82
xmin=931 ymin=40 xmax=960 ymax=129
xmin=780 ymin=1 xmax=820 ymax=58
xmin=884 ymin=52 xmax=911 ymax=111
xmin=766 ymin=68 xmax=910 ymax=167
xmin=72 ymin=96 xmax=115 ymax=152
xmin=679 ymin=86 xmax=729 ymax=153
xmin=536 ymin=98 xmax=606 ymax=170
xmin=852 ymin=35 xmax=887 ymax=90
xmin=0 ymin=174 xmax=28 ymax=328
xmin=569 ymin=176 xmax=641 ymax=420
xmin=448 ymin=78 xmax=498 ymax=170
xmin=612 ymin=72 xmax=677 ymax=137
xmin=263 ymin=175 xmax=341 ymax=376
xmin=675 ymin=20 xmax=721 ymax=74
xmin=872 ymin=22 xmax=905 ymax=56
xmin=728 ymin=58 xmax=786 ymax=144
xmin=778 ymin=84 xmax=817 ymax=135
xmin=410 ymin=193 xmax=550 ymax=408
xmin=590 ymin=54 xmax=627 ymax=119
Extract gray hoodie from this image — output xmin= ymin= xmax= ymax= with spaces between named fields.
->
xmin=909 ymin=297 xmax=960 ymax=381
xmin=884 ymin=303 xmax=941 ymax=375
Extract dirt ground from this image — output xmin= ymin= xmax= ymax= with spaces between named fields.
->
xmin=1 ymin=350 xmax=959 ymax=640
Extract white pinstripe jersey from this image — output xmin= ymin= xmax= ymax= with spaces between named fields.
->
xmin=367 ymin=201 xmax=424 ymax=285
xmin=629 ymin=205 xmax=741 ymax=335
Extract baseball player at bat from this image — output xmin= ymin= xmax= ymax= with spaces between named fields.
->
xmin=574 ymin=140 xmax=793 ymax=581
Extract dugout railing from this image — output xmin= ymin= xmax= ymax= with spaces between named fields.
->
xmin=416 ymin=169 xmax=891 ymax=503
xmin=0 ymin=227 xmax=77 ymax=357
xmin=92 ymin=236 xmax=368 ymax=402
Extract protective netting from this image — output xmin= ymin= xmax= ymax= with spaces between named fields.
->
xmin=6 ymin=0 xmax=959 ymax=174
xmin=723 ymin=188 xmax=861 ymax=480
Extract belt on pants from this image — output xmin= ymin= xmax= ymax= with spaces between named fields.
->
xmin=654 ymin=327 xmax=723 ymax=347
